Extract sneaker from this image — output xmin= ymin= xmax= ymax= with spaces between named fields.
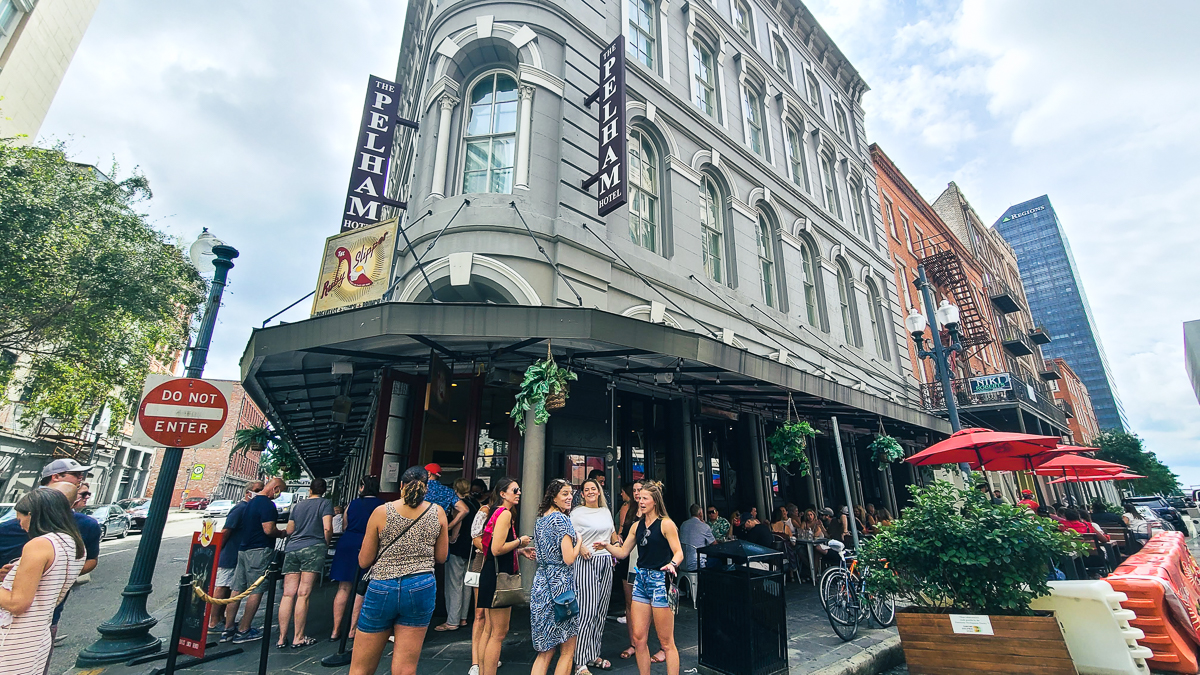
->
xmin=232 ymin=627 xmax=263 ymax=644
xmin=219 ymin=629 xmax=237 ymax=643
xmin=468 ymin=666 xmax=480 ymax=675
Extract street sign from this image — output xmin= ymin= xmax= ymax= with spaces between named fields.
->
xmin=180 ymin=530 xmax=222 ymax=658
xmin=190 ymin=464 xmax=206 ymax=480
xmin=131 ymin=375 xmax=235 ymax=449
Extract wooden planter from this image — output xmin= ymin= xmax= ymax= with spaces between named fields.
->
xmin=896 ymin=609 xmax=1075 ymax=674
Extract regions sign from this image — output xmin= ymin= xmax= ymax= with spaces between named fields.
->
xmin=582 ymin=36 xmax=627 ymax=217
xmin=342 ymin=76 xmax=403 ymax=231
xmin=1001 ymin=204 xmax=1046 ymax=223
xmin=312 ymin=217 xmax=398 ymax=316
xmin=968 ymin=373 xmax=1012 ymax=395
xmin=132 ymin=376 xmax=234 ymax=449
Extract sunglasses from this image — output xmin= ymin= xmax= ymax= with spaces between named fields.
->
xmin=511 ymin=488 xmax=521 ymax=494
xmin=79 ymin=492 xmax=92 ymax=498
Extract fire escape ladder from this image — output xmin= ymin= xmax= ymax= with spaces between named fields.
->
xmin=918 ymin=238 xmax=992 ymax=349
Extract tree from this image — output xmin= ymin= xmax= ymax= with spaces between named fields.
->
xmin=1093 ymin=430 xmax=1180 ymax=495
xmin=0 ymin=139 xmax=206 ymax=430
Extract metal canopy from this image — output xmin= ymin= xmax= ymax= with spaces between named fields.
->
xmin=240 ymin=303 xmax=952 ymax=477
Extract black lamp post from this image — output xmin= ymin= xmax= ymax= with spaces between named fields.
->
xmin=906 ymin=264 xmax=972 ymax=482
xmin=77 ymin=240 xmax=239 ymax=666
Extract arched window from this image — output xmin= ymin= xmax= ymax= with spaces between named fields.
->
xmin=834 ymin=102 xmax=850 ymax=142
xmin=772 ymin=35 xmax=792 ymax=84
xmin=785 ymin=123 xmax=810 ymax=193
xmin=628 ymin=127 xmax=660 ymax=252
xmin=700 ymin=174 xmax=724 ymax=284
xmin=734 ymin=0 xmax=755 ymax=45
xmin=806 ymin=71 xmax=823 ymax=115
xmin=800 ymin=240 xmax=820 ymax=328
xmin=628 ymin=0 xmax=656 ymax=69
xmin=820 ymin=150 xmax=842 ymax=219
xmin=756 ymin=215 xmax=775 ymax=308
xmin=867 ymin=279 xmax=891 ymax=360
xmin=690 ymin=39 xmax=717 ymax=119
xmin=462 ymin=73 xmax=518 ymax=194
xmin=848 ymin=174 xmax=868 ymax=239
xmin=743 ymin=86 xmax=765 ymax=157
xmin=836 ymin=260 xmax=862 ymax=347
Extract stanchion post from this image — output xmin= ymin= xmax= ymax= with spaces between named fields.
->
xmin=164 ymin=574 xmax=192 ymax=675
xmin=258 ymin=556 xmax=280 ymax=675
xmin=321 ymin=568 xmax=361 ymax=667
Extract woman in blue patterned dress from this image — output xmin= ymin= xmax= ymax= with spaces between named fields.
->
xmin=531 ymin=479 xmax=585 ymax=675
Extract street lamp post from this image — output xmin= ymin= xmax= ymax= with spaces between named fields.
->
xmin=77 ymin=241 xmax=239 ymax=666
xmin=905 ymin=264 xmax=972 ymax=483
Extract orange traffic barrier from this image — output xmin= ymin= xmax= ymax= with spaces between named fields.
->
xmin=1107 ymin=532 xmax=1200 ymax=673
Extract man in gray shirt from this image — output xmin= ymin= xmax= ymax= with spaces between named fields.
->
xmin=277 ymin=477 xmax=334 ymax=648
xmin=679 ymin=503 xmax=716 ymax=571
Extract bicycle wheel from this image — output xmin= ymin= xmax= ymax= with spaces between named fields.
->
xmin=819 ymin=567 xmax=848 ymax=611
xmin=869 ymin=591 xmax=896 ymax=627
xmin=825 ymin=574 xmax=860 ymax=641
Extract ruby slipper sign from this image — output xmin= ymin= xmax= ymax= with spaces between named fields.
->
xmin=131 ymin=375 xmax=235 ymax=449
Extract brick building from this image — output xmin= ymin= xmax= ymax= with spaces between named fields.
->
xmin=1047 ymin=357 xmax=1100 ymax=445
xmin=144 ymin=380 xmax=265 ymax=506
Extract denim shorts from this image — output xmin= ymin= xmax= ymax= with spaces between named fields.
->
xmin=357 ymin=573 xmax=437 ymax=632
xmin=631 ymin=568 xmax=669 ymax=609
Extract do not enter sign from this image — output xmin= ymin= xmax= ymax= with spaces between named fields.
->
xmin=132 ymin=375 xmax=235 ymax=449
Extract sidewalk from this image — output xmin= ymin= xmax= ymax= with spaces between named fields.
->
xmin=65 ymin=577 xmax=899 ymax=675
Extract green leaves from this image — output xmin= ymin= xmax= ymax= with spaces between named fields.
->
xmin=1092 ymin=430 xmax=1180 ymax=496
xmin=868 ymin=434 xmax=905 ymax=470
xmin=767 ymin=421 xmax=819 ymax=476
xmin=238 ymin=425 xmax=303 ymax=480
xmin=509 ymin=356 xmax=578 ymax=433
xmin=859 ymin=480 xmax=1088 ymax=616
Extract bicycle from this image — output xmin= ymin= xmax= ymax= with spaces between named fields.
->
xmin=819 ymin=547 xmax=895 ymax=641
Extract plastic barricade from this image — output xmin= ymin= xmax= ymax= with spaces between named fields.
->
xmin=1030 ymin=580 xmax=1152 ymax=675
xmin=1106 ymin=532 xmax=1200 ymax=673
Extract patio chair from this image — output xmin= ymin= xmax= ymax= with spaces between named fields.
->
xmin=1099 ymin=525 xmax=1129 ymax=561
xmin=679 ymin=543 xmax=700 ymax=609
xmin=1080 ymin=533 xmax=1114 ymax=577
xmin=773 ymin=533 xmax=802 ymax=583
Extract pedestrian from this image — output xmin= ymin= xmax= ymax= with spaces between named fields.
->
xmin=276 ymin=477 xmax=334 ymax=649
xmin=350 ymin=466 xmax=447 ymax=675
xmin=679 ymin=504 xmax=715 ymax=572
xmin=467 ymin=484 xmax=494 ymax=675
xmin=435 ymin=478 xmax=476 ymax=633
xmin=1091 ymin=500 xmax=1124 ymax=527
xmin=210 ymin=481 xmax=263 ymax=634
xmin=227 ymin=477 xmax=287 ymax=643
xmin=1017 ymin=489 xmax=1040 ymax=510
xmin=37 ymin=459 xmax=90 ymax=488
xmin=332 ymin=505 xmax=345 ymax=534
xmin=480 ymin=477 xmax=533 ymax=675
xmin=531 ymin=479 xmax=584 ymax=675
xmin=573 ymin=469 xmax=605 ymax=508
xmin=615 ymin=481 xmax=659 ymax=661
xmin=593 ymin=481 xmax=683 ymax=675
xmin=329 ymin=476 xmax=385 ymax=641
xmin=424 ymin=463 xmax=469 ymax=539
xmin=0 ymin=488 xmax=86 ymax=675
xmin=991 ymin=490 xmax=1006 ymax=505
xmin=42 ymin=481 xmax=100 ymax=663
xmin=570 ymin=478 xmax=616 ymax=674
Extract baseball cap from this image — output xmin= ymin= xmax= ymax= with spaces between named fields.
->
xmin=42 ymin=458 xmax=92 ymax=478
xmin=424 ymin=463 xmax=442 ymax=475
xmin=840 ymin=506 xmax=850 ymax=515
xmin=1021 ymin=489 xmax=1034 ymax=496
xmin=819 ymin=507 xmax=834 ymax=517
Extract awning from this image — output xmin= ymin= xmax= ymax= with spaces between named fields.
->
xmin=240 ymin=302 xmax=952 ymax=476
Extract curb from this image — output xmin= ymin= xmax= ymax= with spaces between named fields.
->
xmin=807 ymin=635 xmax=903 ymax=675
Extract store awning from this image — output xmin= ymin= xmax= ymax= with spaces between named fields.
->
xmin=240 ymin=302 xmax=952 ymax=476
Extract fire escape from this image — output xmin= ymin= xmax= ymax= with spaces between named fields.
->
xmin=917 ymin=233 xmax=993 ymax=349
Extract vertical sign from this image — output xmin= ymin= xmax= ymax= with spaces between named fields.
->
xmin=594 ymin=36 xmax=627 ymax=216
xmin=343 ymin=76 xmax=401 ymax=231
xmin=179 ymin=530 xmax=222 ymax=658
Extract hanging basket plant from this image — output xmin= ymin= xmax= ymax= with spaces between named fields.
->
xmin=869 ymin=434 xmax=905 ymax=471
xmin=768 ymin=420 xmax=819 ymax=477
xmin=510 ymin=346 xmax=577 ymax=434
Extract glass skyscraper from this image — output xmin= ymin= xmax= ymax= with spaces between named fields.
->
xmin=994 ymin=195 xmax=1128 ymax=432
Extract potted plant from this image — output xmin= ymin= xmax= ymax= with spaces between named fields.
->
xmin=509 ymin=353 xmax=577 ymax=434
xmin=234 ymin=425 xmax=303 ymax=480
xmin=767 ymin=420 xmax=819 ymax=476
xmin=868 ymin=434 xmax=905 ymax=471
xmin=233 ymin=426 xmax=273 ymax=452
xmin=860 ymin=480 xmax=1087 ymax=674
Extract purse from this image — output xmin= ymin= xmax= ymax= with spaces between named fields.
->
xmin=464 ymin=546 xmax=486 ymax=588
xmin=357 ymin=504 xmax=432 ymax=595
xmin=552 ymin=587 xmax=579 ymax=623
xmin=491 ymin=570 xmax=526 ymax=608
xmin=665 ymin=570 xmax=680 ymax=614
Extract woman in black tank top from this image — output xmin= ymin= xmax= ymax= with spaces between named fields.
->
xmin=593 ymin=481 xmax=683 ymax=675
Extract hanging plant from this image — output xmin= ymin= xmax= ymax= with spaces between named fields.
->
xmin=869 ymin=434 xmax=905 ymax=471
xmin=509 ymin=350 xmax=578 ymax=434
xmin=233 ymin=426 xmax=273 ymax=453
xmin=767 ymin=421 xmax=819 ymax=476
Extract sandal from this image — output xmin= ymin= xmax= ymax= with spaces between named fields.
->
xmin=434 ymin=623 xmax=459 ymax=632
xmin=650 ymin=651 xmax=666 ymax=664
xmin=276 ymin=641 xmax=287 ymax=650
xmin=620 ymin=647 xmax=636 ymax=659
xmin=589 ymin=658 xmax=613 ymax=670
xmin=292 ymin=637 xmax=318 ymax=648
xmin=576 ymin=668 xmax=593 ymax=675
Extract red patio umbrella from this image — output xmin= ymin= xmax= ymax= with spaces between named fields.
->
xmin=1048 ymin=472 xmax=1146 ymax=484
xmin=968 ymin=446 xmax=1079 ymax=473
xmin=906 ymin=427 xmax=1062 ymax=468
xmin=1033 ymin=455 xmax=1128 ymax=477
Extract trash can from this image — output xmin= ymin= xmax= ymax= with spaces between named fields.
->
xmin=696 ymin=540 xmax=787 ymax=675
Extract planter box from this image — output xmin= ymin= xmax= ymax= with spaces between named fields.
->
xmin=896 ymin=609 xmax=1075 ymax=674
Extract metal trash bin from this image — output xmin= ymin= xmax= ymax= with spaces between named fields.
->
xmin=696 ymin=540 xmax=787 ymax=675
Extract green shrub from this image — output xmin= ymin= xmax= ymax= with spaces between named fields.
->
xmin=860 ymin=480 xmax=1087 ymax=615
xmin=767 ymin=421 xmax=819 ymax=476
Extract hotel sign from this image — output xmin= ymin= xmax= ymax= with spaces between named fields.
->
xmin=582 ymin=36 xmax=627 ymax=217
xmin=968 ymin=373 xmax=1012 ymax=395
xmin=312 ymin=217 xmax=398 ymax=316
xmin=343 ymin=76 xmax=403 ymax=232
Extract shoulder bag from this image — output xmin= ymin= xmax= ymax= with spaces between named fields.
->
xmin=357 ymin=503 xmax=432 ymax=595
xmin=489 ymin=509 xmax=526 ymax=608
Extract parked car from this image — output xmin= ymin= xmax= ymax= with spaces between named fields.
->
xmin=182 ymin=497 xmax=210 ymax=510
xmin=82 ymin=504 xmax=131 ymax=540
xmin=1124 ymin=496 xmax=1187 ymax=532
xmin=204 ymin=500 xmax=236 ymax=518
xmin=119 ymin=498 xmax=151 ymax=531
xmin=273 ymin=492 xmax=295 ymax=522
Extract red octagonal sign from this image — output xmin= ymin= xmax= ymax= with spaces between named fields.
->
xmin=135 ymin=377 xmax=231 ymax=449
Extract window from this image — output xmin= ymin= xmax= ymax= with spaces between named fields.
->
xmin=690 ymin=39 xmax=717 ymax=118
xmin=849 ymin=176 xmax=868 ymax=239
xmin=0 ymin=0 xmax=18 ymax=36
xmin=743 ymin=88 xmax=765 ymax=156
xmin=884 ymin=197 xmax=897 ymax=239
xmin=912 ymin=225 xmax=924 ymax=256
xmin=757 ymin=215 xmax=775 ymax=307
xmin=834 ymin=102 xmax=850 ymax=142
xmin=836 ymin=261 xmax=862 ymax=347
xmin=734 ymin=0 xmax=754 ymax=44
xmin=785 ymin=125 xmax=810 ymax=192
xmin=700 ymin=175 xmax=724 ymax=284
xmin=901 ymin=213 xmax=913 ymax=253
xmin=771 ymin=36 xmax=792 ymax=83
xmin=867 ymin=280 xmax=890 ymax=360
xmin=462 ymin=73 xmax=518 ymax=194
xmin=820 ymin=151 xmax=841 ymax=219
xmin=628 ymin=128 xmax=660 ymax=252
xmin=628 ymin=0 xmax=656 ymax=69
xmin=800 ymin=240 xmax=820 ymax=327
xmin=806 ymin=72 xmax=823 ymax=115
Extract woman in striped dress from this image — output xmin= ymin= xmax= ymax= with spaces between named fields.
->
xmin=570 ymin=478 xmax=617 ymax=674
xmin=0 ymin=489 xmax=86 ymax=674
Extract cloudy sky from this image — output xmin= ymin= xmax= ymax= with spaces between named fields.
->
xmin=40 ymin=1 xmax=1200 ymax=484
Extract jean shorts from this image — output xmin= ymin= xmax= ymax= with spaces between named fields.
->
xmin=357 ymin=573 xmax=437 ymax=632
xmin=631 ymin=568 xmax=670 ymax=609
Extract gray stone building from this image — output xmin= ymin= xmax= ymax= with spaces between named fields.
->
xmin=241 ymin=0 xmax=952 ymax=525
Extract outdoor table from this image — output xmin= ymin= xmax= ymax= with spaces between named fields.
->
xmin=793 ymin=538 xmax=829 ymax=585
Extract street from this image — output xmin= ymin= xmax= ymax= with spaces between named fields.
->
xmin=52 ymin=512 xmax=215 ymax=675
